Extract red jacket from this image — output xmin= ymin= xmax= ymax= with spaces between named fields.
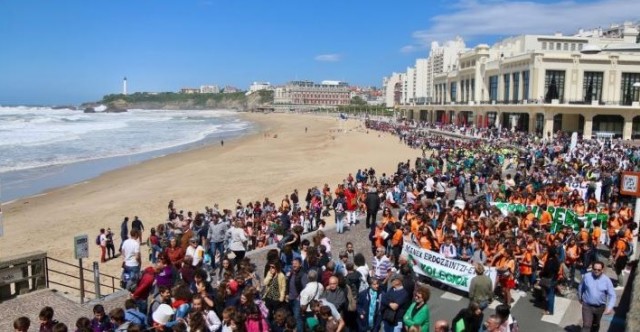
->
xmin=345 ymin=190 xmax=358 ymax=211
xmin=131 ymin=267 xmax=156 ymax=300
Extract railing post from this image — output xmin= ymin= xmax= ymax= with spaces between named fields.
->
xmin=93 ymin=261 xmax=101 ymax=299
xmin=78 ymin=258 xmax=85 ymax=304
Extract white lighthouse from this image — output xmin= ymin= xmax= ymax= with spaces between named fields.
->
xmin=123 ymin=77 xmax=128 ymax=95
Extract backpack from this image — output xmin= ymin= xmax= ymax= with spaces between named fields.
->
xmin=453 ymin=176 xmax=461 ymax=187
xmin=335 ymin=202 xmax=345 ymax=214
xmin=96 ymin=234 xmax=101 ymax=245
xmin=623 ymin=239 xmax=633 ymax=257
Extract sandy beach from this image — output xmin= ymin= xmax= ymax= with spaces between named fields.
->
xmin=0 ymin=112 xmax=417 ymax=280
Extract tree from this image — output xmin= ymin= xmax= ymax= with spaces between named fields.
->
xmin=350 ymin=96 xmax=367 ymax=105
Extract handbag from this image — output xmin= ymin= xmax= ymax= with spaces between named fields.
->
xmin=382 ymin=308 xmax=397 ymax=323
xmin=539 ymin=277 xmax=552 ymax=289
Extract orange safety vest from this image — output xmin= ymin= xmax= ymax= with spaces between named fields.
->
xmin=519 ymin=251 xmax=533 ymax=275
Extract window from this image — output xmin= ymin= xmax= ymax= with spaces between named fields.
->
xmin=450 ymin=82 xmax=457 ymax=102
xmin=563 ymin=43 xmax=568 ymax=51
xmin=583 ymin=71 xmax=604 ymax=103
xmin=549 ymin=43 xmax=554 ymax=50
xmin=465 ymin=79 xmax=470 ymax=102
xmin=503 ymin=73 xmax=510 ymax=103
xmin=557 ymin=42 xmax=561 ymax=50
xmin=489 ymin=76 xmax=498 ymax=102
xmin=544 ymin=70 xmax=566 ymax=103
xmin=621 ymin=72 xmax=640 ymax=105
xmin=471 ymin=78 xmax=475 ymax=101
xmin=512 ymin=72 xmax=520 ymax=102
xmin=571 ymin=43 xmax=576 ymax=51
xmin=542 ymin=42 xmax=547 ymax=50
xmin=522 ymin=70 xmax=530 ymax=100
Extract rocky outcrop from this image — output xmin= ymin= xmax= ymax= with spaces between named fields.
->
xmin=103 ymin=107 xmax=127 ymax=113
xmin=83 ymin=107 xmax=96 ymax=113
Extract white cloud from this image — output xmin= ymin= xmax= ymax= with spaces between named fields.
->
xmin=404 ymin=0 xmax=640 ymax=52
xmin=400 ymin=45 xmax=418 ymax=53
xmin=314 ymin=54 xmax=342 ymax=62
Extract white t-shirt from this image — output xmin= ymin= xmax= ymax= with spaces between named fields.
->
xmin=99 ymin=234 xmax=107 ymax=246
xmin=121 ymin=238 xmax=140 ymax=267
xmin=300 ymin=282 xmax=324 ymax=312
xmin=186 ymin=245 xmax=205 ymax=266
xmin=425 ymin=177 xmax=435 ymax=192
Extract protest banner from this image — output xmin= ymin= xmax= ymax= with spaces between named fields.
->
xmin=490 ymin=202 xmax=608 ymax=233
xmin=401 ymin=242 xmax=497 ymax=293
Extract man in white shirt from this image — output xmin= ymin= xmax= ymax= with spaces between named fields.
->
xmin=425 ymin=175 xmax=435 ymax=199
xmin=185 ymin=237 xmax=205 ymax=267
xmin=300 ymin=270 xmax=324 ymax=314
xmin=121 ymin=230 xmax=141 ymax=278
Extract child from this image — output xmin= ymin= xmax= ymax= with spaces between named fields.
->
xmin=320 ymin=306 xmax=338 ymax=332
xmin=13 ymin=316 xmax=30 ymax=332
xmin=38 ymin=306 xmax=58 ymax=332
xmin=90 ymin=304 xmax=113 ymax=332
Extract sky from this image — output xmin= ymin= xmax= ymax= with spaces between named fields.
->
xmin=0 ymin=0 xmax=639 ymax=105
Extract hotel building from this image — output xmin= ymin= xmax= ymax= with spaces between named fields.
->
xmin=396 ymin=23 xmax=640 ymax=139
xmin=273 ymin=80 xmax=351 ymax=111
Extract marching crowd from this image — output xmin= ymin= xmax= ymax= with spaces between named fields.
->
xmin=12 ymin=117 xmax=637 ymax=332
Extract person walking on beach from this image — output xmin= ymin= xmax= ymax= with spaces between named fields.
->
xmin=120 ymin=217 xmax=129 ymax=252
xmin=132 ymin=216 xmax=144 ymax=242
xmin=98 ymin=228 xmax=107 ymax=263
xmin=578 ymin=261 xmax=616 ymax=332
xmin=105 ymin=228 xmax=116 ymax=259
xmin=221 ymin=140 xmax=224 ymax=146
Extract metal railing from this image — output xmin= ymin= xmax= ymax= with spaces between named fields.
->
xmin=45 ymin=256 xmax=121 ymax=303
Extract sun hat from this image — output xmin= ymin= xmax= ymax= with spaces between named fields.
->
xmin=152 ymin=304 xmax=175 ymax=325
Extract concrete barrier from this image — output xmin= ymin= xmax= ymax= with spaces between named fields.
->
xmin=0 ymin=251 xmax=47 ymax=301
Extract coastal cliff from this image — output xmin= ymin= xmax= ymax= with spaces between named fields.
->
xmin=84 ymin=90 xmax=273 ymax=111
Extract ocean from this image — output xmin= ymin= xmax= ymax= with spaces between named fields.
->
xmin=0 ymin=106 xmax=253 ymax=203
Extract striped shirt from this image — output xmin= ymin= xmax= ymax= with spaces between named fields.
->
xmin=372 ymin=255 xmax=392 ymax=279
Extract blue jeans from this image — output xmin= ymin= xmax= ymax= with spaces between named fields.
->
xmin=336 ymin=214 xmax=346 ymax=233
xmin=546 ymin=280 xmax=556 ymax=314
xmin=150 ymin=244 xmax=162 ymax=264
xmin=289 ymin=299 xmax=304 ymax=332
xmin=124 ymin=265 xmax=141 ymax=279
xmin=209 ymin=241 xmax=225 ymax=268
xmin=383 ymin=321 xmax=403 ymax=332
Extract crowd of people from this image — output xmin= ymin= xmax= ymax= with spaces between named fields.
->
xmin=14 ymin=117 xmax=636 ymax=332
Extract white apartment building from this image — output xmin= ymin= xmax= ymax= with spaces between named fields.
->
xmin=398 ymin=22 xmax=640 ymax=140
xmin=414 ymin=58 xmax=429 ymax=103
xmin=384 ymin=37 xmax=467 ymax=106
xmin=403 ymin=67 xmax=416 ymax=104
xmin=200 ymin=85 xmax=220 ymax=94
xmin=383 ymin=73 xmax=405 ymax=107
xmin=247 ymin=82 xmax=272 ymax=95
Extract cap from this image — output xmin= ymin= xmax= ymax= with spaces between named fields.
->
xmin=152 ymin=304 xmax=175 ymax=325
xmin=228 ymin=279 xmax=239 ymax=295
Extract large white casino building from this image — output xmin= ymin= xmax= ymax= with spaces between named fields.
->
xmin=390 ymin=22 xmax=640 ymax=140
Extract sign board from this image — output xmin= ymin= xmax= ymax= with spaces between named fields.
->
xmin=620 ymin=172 xmax=640 ymax=197
xmin=401 ymin=242 xmax=497 ymax=293
xmin=74 ymin=235 xmax=89 ymax=260
xmin=0 ymin=266 xmax=23 ymax=285
xmin=490 ymin=202 xmax=608 ymax=233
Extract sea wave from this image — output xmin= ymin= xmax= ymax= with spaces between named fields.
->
xmin=0 ymin=107 xmax=250 ymax=173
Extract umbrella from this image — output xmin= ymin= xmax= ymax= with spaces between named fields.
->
xmin=585 ymin=77 xmax=594 ymax=103
xmin=545 ymin=73 xmax=559 ymax=102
